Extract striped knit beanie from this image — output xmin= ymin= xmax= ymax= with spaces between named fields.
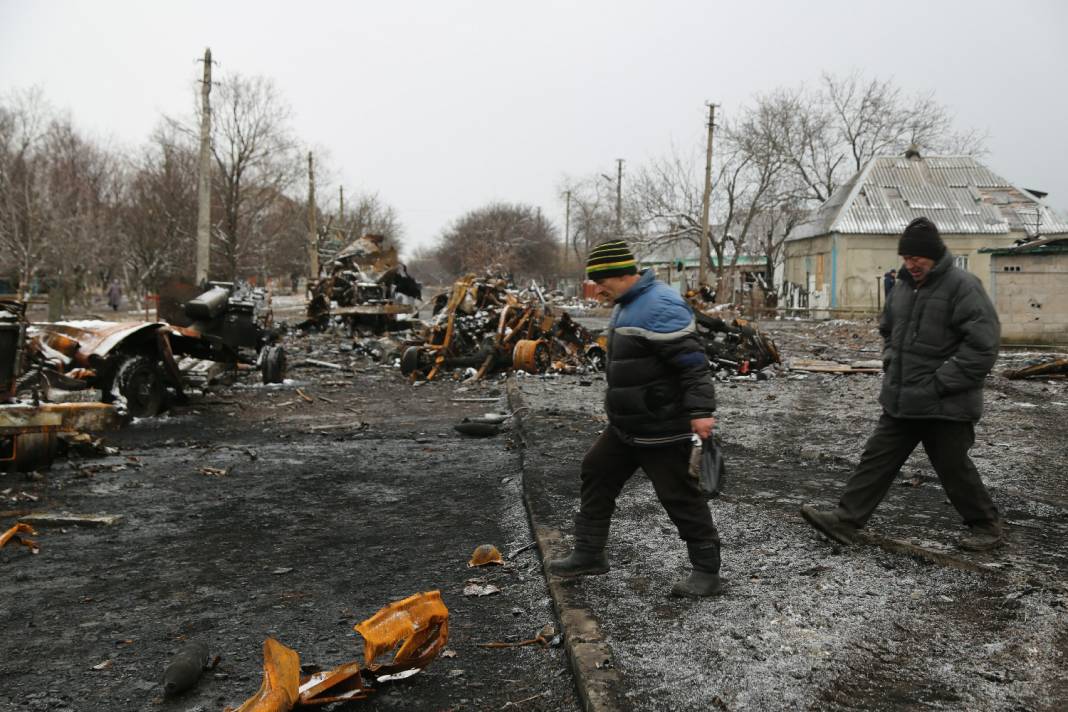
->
xmin=586 ymin=240 xmax=638 ymax=280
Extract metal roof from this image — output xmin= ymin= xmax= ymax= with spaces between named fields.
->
xmin=789 ymin=154 xmax=1068 ymax=241
xmin=979 ymin=234 xmax=1068 ymax=256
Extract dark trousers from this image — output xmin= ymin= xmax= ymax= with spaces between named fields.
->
xmin=579 ymin=428 xmax=720 ymax=545
xmin=835 ymin=413 xmax=1000 ymax=529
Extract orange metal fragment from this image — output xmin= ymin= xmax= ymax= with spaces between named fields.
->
xmin=297 ymin=661 xmax=368 ymax=706
xmin=229 ymin=638 xmax=300 ymax=712
xmin=468 ymin=544 xmax=504 ymax=568
xmin=354 ymin=590 xmax=449 ymax=673
xmin=0 ymin=522 xmax=39 ymax=554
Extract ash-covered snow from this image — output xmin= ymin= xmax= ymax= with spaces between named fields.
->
xmin=514 ymin=319 xmax=1068 ymax=710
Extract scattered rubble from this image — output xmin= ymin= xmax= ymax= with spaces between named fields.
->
xmin=0 ymin=521 xmax=39 ymax=554
xmin=401 ymin=276 xmax=605 ymax=381
xmin=162 ymin=640 xmax=212 ymax=697
xmin=788 ymin=358 xmax=883 ymax=374
xmin=468 ymin=543 xmax=504 ymax=567
xmin=17 ymin=512 xmax=122 ymax=527
xmin=1004 ymin=356 xmax=1068 ymax=380
xmin=692 ymin=311 xmax=781 ymax=376
xmin=2 ymin=298 xmax=125 ymax=470
xmin=304 ymin=234 xmax=421 ymax=334
xmin=478 ymin=623 xmax=560 ymax=649
xmin=226 ymin=591 xmax=450 ymax=711
xmin=228 ymin=638 xmax=299 ymax=712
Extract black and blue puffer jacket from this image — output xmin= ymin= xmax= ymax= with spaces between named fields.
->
xmin=604 ymin=270 xmax=716 ymax=446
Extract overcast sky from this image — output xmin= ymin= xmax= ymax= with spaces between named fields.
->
xmin=2 ymin=0 xmax=1066 ymax=256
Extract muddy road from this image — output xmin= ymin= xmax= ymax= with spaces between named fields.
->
xmin=0 ymin=345 xmax=577 ymax=712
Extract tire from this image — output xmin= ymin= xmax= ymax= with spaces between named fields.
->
xmin=7 ymin=432 xmax=58 ymax=472
xmin=400 ymin=346 xmax=424 ymax=377
xmin=260 ymin=344 xmax=287 ymax=384
xmin=112 ymin=355 xmax=166 ymax=418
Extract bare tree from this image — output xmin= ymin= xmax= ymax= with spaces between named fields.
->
xmin=195 ymin=74 xmax=302 ymax=281
xmin=753 ymin=72 xmax=988 ymax=204
xmin=39 ymin=118 xmax=126 ymax=305
xmin=434 ymin=202 xmax=559 ymax=282
xmin=0 ymin=90 xmax=125 ymax=309
xmin=824 ymin=71 xmax=986 ymax=174
xmin=0 ymin=88 xmax=52 ymax=297
xmin=629 ymin=150 xmax=708 ymax=252
xmin=111 ymin=125 xmax=199 ymax=295
xmin=406 ymin=244 xmax=451 ymax=287
xmin=558 ymin=173 xmax=621 ymax=263
xmin=627 ymin=124 xmax=788 ymax=292
xmin=328 ymin=191 xmax=404 ymax=253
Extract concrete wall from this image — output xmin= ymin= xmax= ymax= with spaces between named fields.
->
xmin=989 ymin=252 xmax=1068 ymax=345
xmin=784 ymin=232 xmax=1020 ymax=309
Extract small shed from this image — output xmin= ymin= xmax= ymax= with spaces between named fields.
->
xmin=979 ymin=235 xmax=1068 ymax=345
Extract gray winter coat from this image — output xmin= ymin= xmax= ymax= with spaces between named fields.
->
xmin=879 ymin=251 xmax=1000 ymax=422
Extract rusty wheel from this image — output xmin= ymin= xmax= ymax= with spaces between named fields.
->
xmin=512 ymin=339 xmax=550 ymax=374
xmin=8 ymin=432 xmax=58 ymax=472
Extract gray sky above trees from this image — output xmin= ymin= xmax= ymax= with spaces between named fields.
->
xmin=1 ymin=0 xmax=1065 ymax=256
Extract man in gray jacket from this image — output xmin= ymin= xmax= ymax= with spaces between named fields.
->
xmin=801 ymin=217 xmax=1004 ymax=551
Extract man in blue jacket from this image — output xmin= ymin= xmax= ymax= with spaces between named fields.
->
xmin=801 ymin=217 xmax=1004 ymax=551
xmin=548 ymin=240 xmax=723 ymax=597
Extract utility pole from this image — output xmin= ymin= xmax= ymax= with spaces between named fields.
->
xmin=699 ymin=103 xmax=717 ymax=288
xmin=307 ymin=152 xmax=319 ymax=284
xmin=564 ymin=189 xmax=572 ymax=257
xmin=338 ymin=185 xmax=345 ymax=241
xmin=615 ymin=158 xmax=624 ymax=238
xmin=195 ymin=48 xmax=213 ymax=286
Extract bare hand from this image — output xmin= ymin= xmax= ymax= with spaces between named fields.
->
xmin=691 ymin=417 xmax=716 ymax=440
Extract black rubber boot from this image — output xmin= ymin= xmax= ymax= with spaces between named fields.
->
xmin=959 ymin=521 xmax=1005 ymax=552
xmin=800 ymin=505 xmax=858 ymax=546
xmin=671 ymin=541 xmax=723 ymax=598
xmin=546 ymin=516 xmax=610 ymax=578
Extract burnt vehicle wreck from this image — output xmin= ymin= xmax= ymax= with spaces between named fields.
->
xmin=400 ymin=276 xmax=605 ymax=381
xmin=693 ymin=312 xmax=781 ymax=375
xmin=305 ymin=234 xmax=422 ymax=335
xmin=24 ymin=282 xmax=285 ymax=418
xmin=1 ymin=299 xmax=124 ymax=471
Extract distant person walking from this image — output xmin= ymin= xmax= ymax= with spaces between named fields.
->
xmin=801 ymin=217 xmax=1004 ymax=551
xmin=107 ymin=279 xmax=122 ymax=312
xmin=547 ymin=240 xmax=724 ymax=597
xmin=883 ymin=269 xmax=896 ymax=299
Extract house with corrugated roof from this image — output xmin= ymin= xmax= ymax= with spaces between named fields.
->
xmin=782 ymin=149 xmax=1068 ymax=310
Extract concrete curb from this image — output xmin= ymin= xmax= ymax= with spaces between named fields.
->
xmin=507 ymin=378 xmax=623 ymax=712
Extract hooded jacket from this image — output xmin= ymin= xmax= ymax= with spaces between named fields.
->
xmin=879 ymin=250 xmax=1000 ymax=422
xmin=604 ymin=270 xmax=716 ymax=445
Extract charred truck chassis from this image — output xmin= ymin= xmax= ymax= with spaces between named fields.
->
xmin=25 ymin=283 xmax=285 ymax=419
xmin=1 ymin=299 xmax=124 ymax=472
